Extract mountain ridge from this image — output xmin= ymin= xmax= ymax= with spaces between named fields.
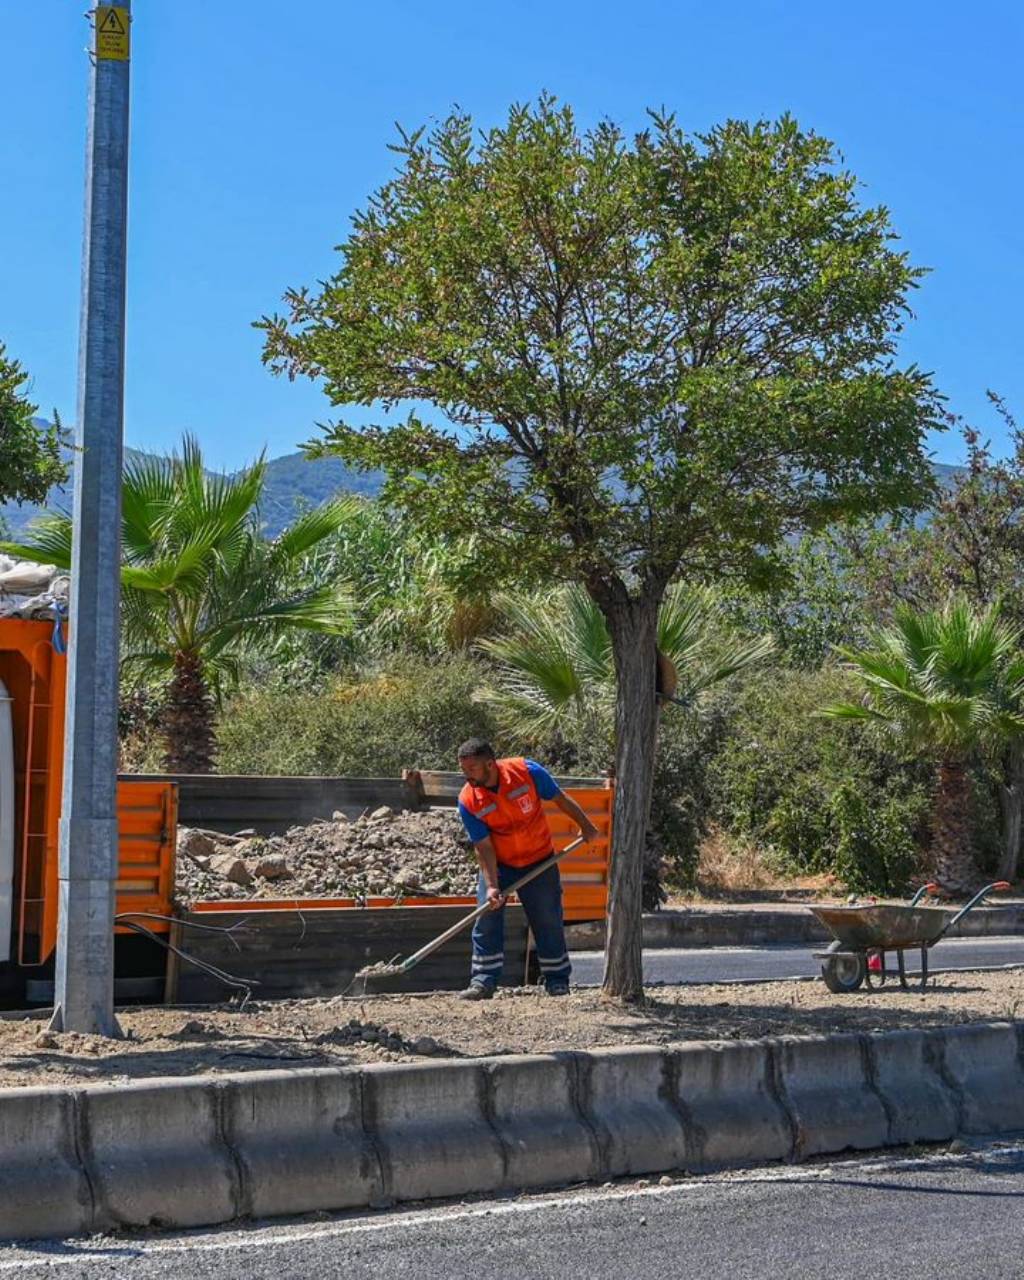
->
xmin=2 ymin=422 xmax=963 ymax=541
xmin=1 ymin=425 xmax=383 ymax=539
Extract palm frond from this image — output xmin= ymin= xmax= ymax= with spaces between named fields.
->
xmin=0 ymin=515 xmax=74 ymax=569
xmin=829 ymin=596 xmax=1024 ymax=757
xmin=269 ymin=498 xmax=361 ymax=562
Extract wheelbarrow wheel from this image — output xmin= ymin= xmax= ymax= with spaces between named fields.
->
xmin=821 ymin=953 xmax=867 ymax=994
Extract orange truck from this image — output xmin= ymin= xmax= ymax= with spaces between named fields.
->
xmin=0 ymin=619 xmax=177 ymax=991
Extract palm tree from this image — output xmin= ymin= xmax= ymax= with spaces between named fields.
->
xmin=477 ymin=583 xmax=774 ymax=752
xmin=822 ymin=599 xmax=1024 ymax=893
xmin=2 ymin=436 xmax=355 ymax=772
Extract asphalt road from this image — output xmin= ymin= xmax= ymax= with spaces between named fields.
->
xmin=569 ymin=934 xmax=1024 ymax=986
xmin=3 ymin=1143 xmax=1023 ymax=1278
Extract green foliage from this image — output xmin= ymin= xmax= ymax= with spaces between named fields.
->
xmin=2 ymin=434 xmax=356 ymax=697
xmin=829 ymin=781 xmax=926 ymax=896
xmin=261 ymin=500 xmax=509 ymax=684
xmin=722 ymin=526 xmax=894 ymax=667
xmin=706 ymin=666 xmax=934 ymax=892
xmin=477 ymin=581 xmax=772 ymax=749
xmin=836 ymin=402 xmax=1024 ymax=627
xmin=260 ymin=96 xmax=942 ymax=987
xmin=648 ymin=700 xmax=732 ymax=889
xmin=215 ymin=654 xmax=498 ymax=776
xmin=0 ymin=343 xmax=67 ymax=507
xmin=262 ymin=99 xmax=940 ymax=605
xmin=823 ymin=598 xmax=1024 ymax=759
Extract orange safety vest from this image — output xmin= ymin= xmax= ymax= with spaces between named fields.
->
xmin=458 ymin=757 xmax=554 ymax=868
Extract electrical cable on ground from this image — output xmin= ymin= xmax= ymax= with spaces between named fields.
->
xmin=114 ymin=912 xmax=259 ymax=1007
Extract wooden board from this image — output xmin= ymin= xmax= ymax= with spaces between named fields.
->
xmin=123 ymin=773 xmax=421 ymax=834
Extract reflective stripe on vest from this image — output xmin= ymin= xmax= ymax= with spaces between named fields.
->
xmin=458 ymin=757 xmax=553 ymax=868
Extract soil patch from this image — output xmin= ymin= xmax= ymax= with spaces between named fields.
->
xmin=1 ymin=969 xmax=1021 ymax=1090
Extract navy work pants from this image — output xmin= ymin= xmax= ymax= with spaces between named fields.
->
xmin=470 ymin=857 xmax=571 ymax=991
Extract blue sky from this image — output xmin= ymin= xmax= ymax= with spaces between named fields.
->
xmin=2 ymin=0 xmax=1021 ymax=471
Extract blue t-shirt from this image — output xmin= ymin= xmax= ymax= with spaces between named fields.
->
xmin=458 ymin=759 xmax=560 ymax=844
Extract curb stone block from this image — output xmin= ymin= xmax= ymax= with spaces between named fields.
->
xmin=585 ymin=1047 xmax=686 ymax=1175
xmin=84 ymin=1078 xmax=237 ymax=1229
xmin=223 ymin=1069 xmax=382 ymax=1216
xmin=938 ymin=1023 xmax=1024 ymax=1133
xmin=867 ymin=1030 xmax=958 ymax=1145
xmin=365 ymin=1060 xmax=504 ymax=1202
xmin=5 ymin=1021 xmax=1024 ymax=1243
xmin=672 ymin=1039 xmax=792 ymax=1169
xmin=487 ymin=1055 xmax=600 ymax=1189
xmin=778 ymin=1034 xmax=888 ymax=1158
xmin=0 ymin=1088 xmax=90 ymax=1240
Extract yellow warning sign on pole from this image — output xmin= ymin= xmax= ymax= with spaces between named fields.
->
xmin=95 ymin=6 xmax=130 ymax=61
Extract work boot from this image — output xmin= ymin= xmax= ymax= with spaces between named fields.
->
xmin=457 ymin=982 xmax=495 ymax=1001
xmin=544 ymin=981 xmax=570 ymax=997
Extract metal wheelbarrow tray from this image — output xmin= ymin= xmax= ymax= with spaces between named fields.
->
xmin=810 ymin=881 xmax=1010 ymax=994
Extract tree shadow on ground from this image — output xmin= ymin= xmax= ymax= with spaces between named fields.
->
xmin=600 ymin=987 xmax=1019 ymax=1043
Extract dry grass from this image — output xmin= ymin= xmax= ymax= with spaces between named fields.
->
xmin=665 ymin=826 xmax=839 ymax=905
xmin=695 ymin=827 xmax=779 ymax=894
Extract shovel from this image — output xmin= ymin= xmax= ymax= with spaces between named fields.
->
xmin=347 ymin=836 xmax=586 ymax=996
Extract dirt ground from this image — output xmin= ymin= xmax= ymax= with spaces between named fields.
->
xmin=0 ymin=968 xmax=1021 ymax=1090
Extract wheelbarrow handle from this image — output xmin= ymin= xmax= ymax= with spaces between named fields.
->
xmin=940 ymin=881 xmax=1013 ymax=938
xmin=909 ymin=882 xmax=940 ymax=907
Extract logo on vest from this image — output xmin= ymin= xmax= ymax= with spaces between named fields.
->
xmin=517 ymin=795 xmax=534 ymax=814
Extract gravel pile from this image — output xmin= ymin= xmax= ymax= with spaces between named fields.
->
xmin=175 ymin=805 xmax=478 ymax=905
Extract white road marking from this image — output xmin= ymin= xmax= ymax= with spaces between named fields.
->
xmin=2 ymin=1143 xmax=1020 ymax=1270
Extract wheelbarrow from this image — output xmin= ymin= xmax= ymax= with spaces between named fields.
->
xmin=810 ymin=881 xmax=1011 ymax=994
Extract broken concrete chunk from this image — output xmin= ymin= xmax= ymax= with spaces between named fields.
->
xmin=208 ymin=854 xmax=253 ymax=886
xmin=253 ymin=854 xmax=291 ymax=881
xmin=369 ymin=806 xmax=394 ymax=822
xmin=177 ymin=827 xmax=217 ymax=863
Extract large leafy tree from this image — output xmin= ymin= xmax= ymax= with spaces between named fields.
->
xmin=0 ymin=342 xmax=67 ymax=506
xmin=259 ymin=98 xmax=941 ymax=999
xmin=3 ymin=436 xmax=354 ymax=772
xmin=822 ymin=600 xmax=1024 ymax=892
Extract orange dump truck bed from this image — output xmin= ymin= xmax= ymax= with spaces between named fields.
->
xmin=0 ymin=619 xmax=177 ymax=967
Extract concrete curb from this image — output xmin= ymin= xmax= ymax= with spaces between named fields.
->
xmin=1 ymin=1021 xmax=1022 ymax=1241
xmin=566 ymin=904 xmax=1024 ymax=950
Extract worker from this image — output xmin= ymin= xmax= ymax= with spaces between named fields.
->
xmin=456 ymin=738 xmax=600 ymax=999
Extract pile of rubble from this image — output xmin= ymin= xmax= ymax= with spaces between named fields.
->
xmin=0 ymin=556 xmax=70 ymax=620
xmin=175 ymin=805 xmax=479 ymax=905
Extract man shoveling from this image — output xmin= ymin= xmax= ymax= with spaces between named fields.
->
xmin=456 ymin=738 xmax=599 ymax=999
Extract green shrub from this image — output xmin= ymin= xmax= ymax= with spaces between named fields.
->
xmin=829 ymin=780 xmax=927 ymax=896
xmin=215 ymin=654 xmax=499 ymax=776
xmin=647 ymin=701 xmax=731 ymax=892
xmin=705 ymin=665 xmax=937 ymax=893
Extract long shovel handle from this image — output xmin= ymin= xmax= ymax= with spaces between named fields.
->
xmin=397 ymin=837 xmax=587 ymax=974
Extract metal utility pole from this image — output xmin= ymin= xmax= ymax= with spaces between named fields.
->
xmin=51 ymin=4 xmax=133 ymax=1035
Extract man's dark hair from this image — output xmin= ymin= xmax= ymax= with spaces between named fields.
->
xmin=458 ymin=737 xmax=495 ymax=761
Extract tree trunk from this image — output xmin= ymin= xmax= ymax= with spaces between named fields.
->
xmin=161 ymin=650 xmax=217 ymax=774
xmin=601 ymin=595 xmax=661 ymax=1002
xmin=997 ymin=739 xmax=1024 ymax=884
xmin=930 ymin=755 xmax=977 ymax=895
